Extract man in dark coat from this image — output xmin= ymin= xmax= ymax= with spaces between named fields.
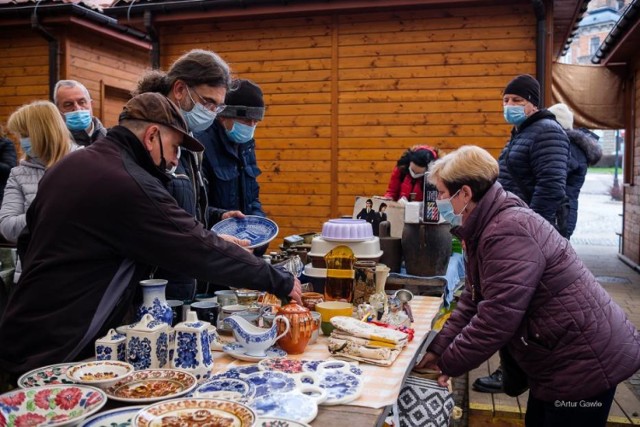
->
xmin=475 ymin=74 xmax=570 ymax=393
xmin=54 ymin=80 xmax=107 ymax=146
xmin=0 ymin=93 xmax=301 ymax=378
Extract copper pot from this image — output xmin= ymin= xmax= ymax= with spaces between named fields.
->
xmin=275 ymin=301 xmax=314 ymax=355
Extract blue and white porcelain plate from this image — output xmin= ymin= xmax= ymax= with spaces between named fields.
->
xmin=223 ymin=343 xmax=287 ymax=362
xmin=245 ymin=371 xmax=297 ymax=398
xmin=251 ymin=392 xmax=318 ymax=424
xmin=318 ymin=371 xmax=363 ymax=405
xmin=211 ymin=215 xmax=279 ymax=249
xmin=193 ymin=377 xmax=256 ymax=401
xmin=302 ymin=360 xmax=363 ymax=377
xmin=80 ymin=405 xmax=144 ymax=427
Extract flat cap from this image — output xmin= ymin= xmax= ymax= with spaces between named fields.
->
xmin=119 ymin=93 xmax=204 ymax=152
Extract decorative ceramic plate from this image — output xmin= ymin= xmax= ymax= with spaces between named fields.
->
xmin=80 ymin=405 xmax=145 ymax=427
xmin=0 ymin=384 xmax=107 ymax=427
xmin=256 ymin=417 xmax=311 ymax=427
xmin=258 ymin=358 xmax=307 ymax=374
xmin=66 ymin=361 xmax=134 ymax=387
xmin=223 ymin=343 xmax=287 ymax=362
xmin=250 ymin=392 xmax=318 ymax=424
xmin=134 ymin=398 xmax=256 ymax=427
xmin=192 ymin=377 xmax=256 ymax=401
xmin=317 ymin=371 xmax=363 ymax=405
xmin=17 ymin=363 xmax=78 ymax=388
xmin=211 ymin=216 xmax=279 ymax=249
xmin=103 ymin=369 xmax=197 ymax=403
xmin=303 ymin=360 xmax=363 ymax=376
xmin=245 ymin=371 xmax=297 ymax=398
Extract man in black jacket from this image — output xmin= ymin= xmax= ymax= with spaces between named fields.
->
xmin=54 ymin=80 xmax=107 ymax=146
xmin=0 ymin=93 xmax=301 ymax=378
xmin=475 ymin=74 xmax=570 ymax=394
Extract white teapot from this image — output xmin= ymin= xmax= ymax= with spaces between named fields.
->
xmin=171 ymin=311 xmax=213 ymax=382
xmin=126 ymin=313 xmax=171 ymax=370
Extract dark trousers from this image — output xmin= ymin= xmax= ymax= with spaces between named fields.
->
xmin=525 ymin=386 xmax=616 ymax=427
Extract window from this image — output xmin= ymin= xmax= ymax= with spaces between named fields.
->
xmin=590 ymin=37 xmax=600 ymax=55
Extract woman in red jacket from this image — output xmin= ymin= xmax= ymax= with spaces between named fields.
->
xmin=383 ymin=145 xmax=438 ymax=203
xmin=415 ymin=145 xmax=640 ymax=427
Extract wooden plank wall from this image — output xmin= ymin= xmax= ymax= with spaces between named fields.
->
xmin=63 ymin=31 xmax=150 ymax=125
xmin=622 ymin=67 xmax=640 ymax=264
xmin=160 ymin=1 xmax=537 ymax=241
xmin=0 ymin=28 xmax=50 ymax=122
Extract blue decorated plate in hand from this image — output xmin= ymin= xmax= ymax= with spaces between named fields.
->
xmin=211 ymin=216 xmax=279 ymax=249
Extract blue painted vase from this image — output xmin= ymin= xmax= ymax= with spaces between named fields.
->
xmin=136 ymin=279 xmax=173 ymax=325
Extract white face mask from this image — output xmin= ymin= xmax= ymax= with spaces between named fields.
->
xmin=409 ymin=168 xmax=425 ymax=179
xmin=167 ymin=146 xmax=181 ymax=175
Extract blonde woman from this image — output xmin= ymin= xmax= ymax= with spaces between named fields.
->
xmin=0 ymin=101 xmax=78 ymax=279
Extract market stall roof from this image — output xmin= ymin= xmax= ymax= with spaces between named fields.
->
xmin=104 ymin=0 xmax=591 ymax=59
xmin=591 ymin=0 xmax=640 ymax=65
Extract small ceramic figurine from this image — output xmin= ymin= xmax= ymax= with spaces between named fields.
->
xmin=381 ymin=296 xmax=411 ymax=328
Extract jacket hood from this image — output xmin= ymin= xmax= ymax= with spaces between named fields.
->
xmin=452 ymin=182 xmax=527 ymax=246
xmin=567 ymin=129 xmax=603 ymax=166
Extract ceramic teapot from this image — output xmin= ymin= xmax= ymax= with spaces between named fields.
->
xmin=171 ymin=311 xmax=213 ymax=382
xmin=224 ymin=314 xmax=290 ymax=357
xmin=275 ymin=301 xmax=314 ymax=355
xmin=126 ymin=313 xmax=171 ymax=370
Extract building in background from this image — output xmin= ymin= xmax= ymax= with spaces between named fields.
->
xmin=560 ymin=0 xmax=631 ymax=156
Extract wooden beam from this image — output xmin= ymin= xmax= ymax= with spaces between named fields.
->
xmin=331 ymin=13 xmax=339 ymax=218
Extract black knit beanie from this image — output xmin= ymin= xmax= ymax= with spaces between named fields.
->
xmin=219 ymin=79 xmax=265 ymax=121
xmin=503 ymin=74 xmax=540 ymax=107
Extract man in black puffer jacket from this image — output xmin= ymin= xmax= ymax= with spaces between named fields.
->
xmin=475 ymin=74 xmax=570 ymax=394
xmin=497 ymin=74 xmax=570 ymax=229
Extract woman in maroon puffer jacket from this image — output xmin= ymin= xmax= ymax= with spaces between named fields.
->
xmin=415 ymin=145 xmax=640 ymax=427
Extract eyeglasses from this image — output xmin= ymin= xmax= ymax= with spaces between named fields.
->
xmin=188 ymin=87 xmax=226 ymax=114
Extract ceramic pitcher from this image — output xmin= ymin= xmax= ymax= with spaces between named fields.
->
xmin=275 ymin=301 xmax=314 ymax=355
xmin=171 ymin=311 xmax=213 ymax=382
xmin=224 ymin=314 xmax=290 ymax=357
xmin=126 ymin=313 xmax=171 ymax=370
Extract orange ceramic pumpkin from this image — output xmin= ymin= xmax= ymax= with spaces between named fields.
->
xmin=275 ymin=301 xmax=314 ymax=354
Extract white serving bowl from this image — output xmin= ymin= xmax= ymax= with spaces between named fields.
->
xmin=66 ymin=360 xmax=134 ymax=389
xmin=307 ymin=236 xmax=382 ymax=268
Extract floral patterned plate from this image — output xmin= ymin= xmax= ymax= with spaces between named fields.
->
xmin=66 ymin=361 xmax=134 ymax=388
xmin=258 ymin=358 xmax=307 ymax=374
xmin=192 ymin=377 xmax=256 ymax=401
xmin=79 ymin=405 xmax=144 ymax=427
xmin=134 ymin=398 xmax=256 ymax=427
xmin=250 ymin=392 xmax=318 ymax=424
xmin=0 ymin=384 xmax=107 ymax=427
xmin=17 ymin=363 xmax=78 ymax=388
xmin=103 ymin=369 xmax=197 ymax=403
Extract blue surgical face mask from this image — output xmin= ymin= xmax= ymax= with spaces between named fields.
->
xmin=181 ymin=87 xmax=217 ymax=132
xmin=225 ymin=121 xmax=256 ymax=144
xmin=182 ymin=102 xmax=216 ymax=133
xmin=64 ymin=109 xmax=92 ymax=131
xmin=503 ymin=105 xmax=527 ymax=126
xmin=435 ymin=190 xmax=467 ymax=227
xmin=20 ymin=137 xmax=32 ymax=157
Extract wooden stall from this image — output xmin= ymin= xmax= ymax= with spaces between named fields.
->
xmin=148 ymin=1 xmax=539 ymax=239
